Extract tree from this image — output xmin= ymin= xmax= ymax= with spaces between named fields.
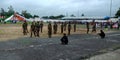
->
xmin=0 ymin=8 xmax=5 ymax=16
xmin=49 ymin=16 xmax=55 ymax=19
xmin=56 ymin=15 xmax=65 ymax=19
xmin=115 ymin=8 xmax=120 ymax=18
xmin=81 ymin=13 xmax=84 ymax=17
xmin=7 ymin=5 xmax=14 ymax=16
xmin=21 ymin=10 xmax=33 ymax=19
xmin=70 ymin=14 xmax=75 ymax=17
xmin=42 ymin=16 xmax=49 ymax=19
xmin=33 ymin=15 xmax=39 ymax=18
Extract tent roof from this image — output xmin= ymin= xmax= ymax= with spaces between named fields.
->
xmin=4 ymin=14 xmax=26 ymax=22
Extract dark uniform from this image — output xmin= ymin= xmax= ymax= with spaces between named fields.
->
xmin=110 ymin=22 xmax=113 ymax=29
xmin=73 ymin=23 xmax=76 ymax=32
xmin=60 ymin=33 xmax=68 ymax=45
xmin=30 ymin=22 xmax=36 ymax=37
xmin=22 ymin=21 xmax=28 ymax=35
xmin=100 ymin=22 xmax=103 ymax=29
xmin=53 ymin=22 xmax=58 ymax=34
xmin=63 ymin=22 xmax=67 ymax=31
xmin=92 ymin=23 xmax=96 ymax=33
xmin=68 ymin=22 xmax=71 ymax=35
xmin=86 ymin=22 xmax=89 ymax=34
xmin=35 ymin=22 xmax=40 ymax=37
xmin=48 ymin=22 xmax=52 ymax=38
xmin=98 ymin=30 xmax=105 ymax=39
xmin=61 ymin=22 xmax=64 ymax=33
xmin=117 ymin=21 xmax=120 ymax=30
xmin=40 ymin=21 xmax=43 ymax=33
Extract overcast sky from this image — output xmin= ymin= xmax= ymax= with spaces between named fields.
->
xmin=0 ymin=0 xmax=120 ymax=17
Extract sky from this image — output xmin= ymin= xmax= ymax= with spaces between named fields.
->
xmin=0 ymin=0 xmax=120 ymax=17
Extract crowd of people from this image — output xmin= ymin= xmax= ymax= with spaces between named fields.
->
xmin=22 ymin=21 xmax=77 ymax=38
xmin=21 ymin=20 xmax=120 ymax=45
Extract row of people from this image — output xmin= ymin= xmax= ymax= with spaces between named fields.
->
xmin=22 ymin=21 xmax=105 ymax=38
xmin=22 ymin=21 xmax=77 ymax=38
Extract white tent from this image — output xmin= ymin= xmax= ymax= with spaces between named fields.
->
xmin=5 ymin=15 xmax=14 ymax=22
xmin=4 ymin=14 xmax=26 ymax=22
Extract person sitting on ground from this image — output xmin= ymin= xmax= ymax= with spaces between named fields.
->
xmin=98 ymin=30 xmax=105 ymax=39
xmin=60 ymin=33 xmax=68 ymax=45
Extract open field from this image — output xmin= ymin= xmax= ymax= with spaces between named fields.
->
xmin=0 ymin=23 xmax=117 ymax=41
xmin=0 ymin=23 xmax=85 ymax=41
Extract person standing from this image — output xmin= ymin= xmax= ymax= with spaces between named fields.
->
xmin=61 ymin=22 xmax=64 ymax=33
xmin=53 ymin=22 xmax=58 ymax=34
xmin=68 ymin=22 xmax=71 ymax=35
xmin=117 ymin=21 xmax=120 ymax=30
xmin=86 ymin=22 xmax=89 ymax=34
xmin=92 ymin=22 xmax=96 ymax=33
xmin=36 ymin=21 xmax=40 ymax=37
xmin=48 ymin=22 xmax=52 ymax=38
xmin=22 ymin=21 xmax=28 ymax=35
xmin=73 ymin=22 xmax=76 ymax=32
xmin=30 ymin=22 xmax=35 ymax=37
xmin=40 ymin=21 xmax=43 ymax=33
xmin=64 ymin=22 xmax=67 ymax=31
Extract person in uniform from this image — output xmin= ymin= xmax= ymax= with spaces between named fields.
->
xmin=68 ymin=22 xmax=71 ymax=35
xmin=92 ymin=22 xmax=96 ymax=33
xmin=40 ymin=21 xmax=43 ymax=33
xmin=30 ymin=22 xmax=36 ymax=37
xmin=73 ymin=22 xmax=76 ymax=32
xmin=86 ymin=22 xmax=89 ymax=34
xmin=100 ymin=22 xmax=103 ymax=30
xmin=98 ymin=30 xmax=105 ymax=39
xmin=61 ymin=22 xmax=64 ymax=33
xmin=60 ymin=33 xmax=68 ymax=45
xmin=22 ymin=21 xmax=28 ymax=35
xmin=117 ymin=21 xmax=120 ymax=30
xmin=35 ymin=21 xmax=40 ymax=37
xmin=48 ymin=22 xmax=52 ymax=38
xmin=53 ymin=22 xmax=58 ymax=34
xmin=63 ymin=22 xmax=67 ymax=31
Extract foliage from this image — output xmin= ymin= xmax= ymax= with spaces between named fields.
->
xmin=33 ymin=15 xmax=39 ymax=18
xmin=81 ymin=13 xmax=84 ymax=17
xmin=115 ymin=8 xmax=120 ymax=18
xmin=7 ymin=5 xmax=14 ymax=16
xmin=42 ymin=15 xmax=65 ymax=19
xmin=21 ymin=10 xmax=33 ymax=19
xmin=0 ymin=5 xmax=39 ymax=21
xmin=70 ymin=14 xmax=76 ymax=17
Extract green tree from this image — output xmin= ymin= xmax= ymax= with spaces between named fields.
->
xmin=42 ymin=16 xmax=49 ymax=19
xmin=70 ymin=14 xmax=75 ymax=17
xmin=7 ymin=5 xmax=14 ymax=16
xmin=21 ymin=10 xmax=33 ymax=19
xmin=33 ymin=15 xmax=39 ymax=18
xmin=81 ymin=13 xmax=84 ymax=17
xmin=0 ymin=8 xmax=5 ymax=16
xmin=56 ymin=15 xmax=65 ymax=19
xmin=49 ymin=16 xmax=55 ymax=19
xmin=115 ymin=8 xmax=120 ymax=18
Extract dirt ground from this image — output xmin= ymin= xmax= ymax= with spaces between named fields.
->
xmin=0 ymin=23 xmax=115 ymax=41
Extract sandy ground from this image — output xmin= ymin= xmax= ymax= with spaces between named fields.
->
xmin=0 ymin=23 xmax=116 ymax=41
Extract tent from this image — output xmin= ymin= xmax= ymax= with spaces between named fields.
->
xmin=5 ymin=13 xmax=26 ymax=22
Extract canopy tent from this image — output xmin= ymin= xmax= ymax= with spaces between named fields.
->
xmin=4 ymin=13 xmax=26 ymax=22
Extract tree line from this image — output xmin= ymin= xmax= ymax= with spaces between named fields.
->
xmin=0 ymin=6 xmax=39 ymax=21
xmin=0 ymin=5 xmax=120 ymax=21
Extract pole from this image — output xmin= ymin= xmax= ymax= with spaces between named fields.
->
xmin=110 ymin=0 xmax=112 ymax=17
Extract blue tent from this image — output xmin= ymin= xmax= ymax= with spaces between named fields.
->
xmin=104 ymin=16 xmax=110 ymax=20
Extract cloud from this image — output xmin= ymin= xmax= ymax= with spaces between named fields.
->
xmin=0 ymin=0 xmax=120 ymax=17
